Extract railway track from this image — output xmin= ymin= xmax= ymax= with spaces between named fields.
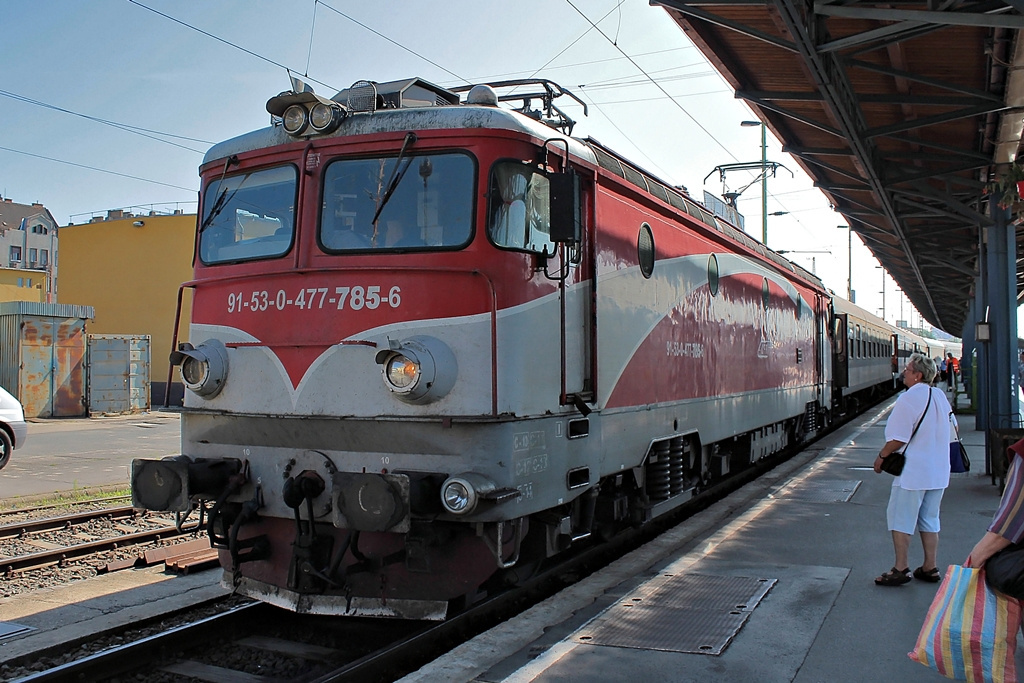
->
xmin=0 ymin=501 xmax=213 ymax=599
xmin=0 ymin=506 xmax=196 ymax=575
xmin=7 ymin=428 xmax=828 ymax=683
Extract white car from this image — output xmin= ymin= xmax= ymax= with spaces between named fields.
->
xmin=0 ymin=385 xmax=27 ymax=469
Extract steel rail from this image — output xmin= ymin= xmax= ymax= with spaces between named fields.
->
xmin=0 ymin=494 xmax=133 ymax=519
xmin=1 ymin=524 xmax=187 ymax=574
xmin=0 ymin=506 xmax=142 ymax=541
xmin=11 ymin=602 xmax=268 ymax=683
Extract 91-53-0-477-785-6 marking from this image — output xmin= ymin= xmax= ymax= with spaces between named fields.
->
xmin=226 ymin=285 xmax=403 ymax=313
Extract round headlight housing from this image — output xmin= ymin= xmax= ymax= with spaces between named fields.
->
xmin=309 ymin=102 xmax=342 ymax=133
xmin=374 ymin=336 xmax=457 ymax=404
xmin=439 ymin=473 xmax=497 ymax=515
xmin=282 ymin=104 xmax=308 ymax=135
xmin=174 ymin=339 xmax=229 ymax=398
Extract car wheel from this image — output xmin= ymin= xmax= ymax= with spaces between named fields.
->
xmin=0 ymin=429 xmax=12 ymax=470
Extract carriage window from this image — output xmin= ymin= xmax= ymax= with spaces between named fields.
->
xmin=320 ymin=152 xmax=474 ymax=252
xmin=488 ymin=161 xmax=555 ymax=255
xmin=199 ymin=165 xmax=297 ymax=264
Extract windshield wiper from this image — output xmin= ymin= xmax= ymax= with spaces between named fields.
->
xmin=200 ymin=155 xmax=240 ymax=233
xmin=370 ymin=132 xmax=417 ymax=228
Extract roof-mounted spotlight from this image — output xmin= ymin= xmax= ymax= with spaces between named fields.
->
xmin=266 ymin=90 xmax=348 ymax=138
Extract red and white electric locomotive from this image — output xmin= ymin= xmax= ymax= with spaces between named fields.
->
xmin=133 ymin=77 xmax=840 ymax=619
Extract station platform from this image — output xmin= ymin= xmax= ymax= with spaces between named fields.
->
xmin=402 ymin=390 xmax=1008 ymax=683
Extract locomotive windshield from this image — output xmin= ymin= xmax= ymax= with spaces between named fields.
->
xmin=199 ymin=165 xmax=297 ymax=264
xmin=319 ymin=152 xmax=474 ymax=252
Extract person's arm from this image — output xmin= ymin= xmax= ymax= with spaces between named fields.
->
xmin=874 ymin=439 xmax=906 ymax=474
xmin=967 ymin=532 xmax=1013 ymax=568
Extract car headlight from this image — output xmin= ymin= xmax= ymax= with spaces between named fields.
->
xmin=282 ymin=104 xmax=308 ymax=135
xmin=374 ymin=336 xmax=457 ymax=404
xmin=170 ymin=339 xmax=229 ymax=398
xmin=309 ymin=101 xmax=343 ymax=134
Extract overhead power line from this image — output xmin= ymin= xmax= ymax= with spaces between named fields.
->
xmin=315 ymin=1 xmax=468 ymax=84
xmin=127 ymin=0 xmax=338 ymax=91
xmin=0 ymin=89 xmax=211 ymax=154
xmin=0 ymin=145 xmax=196 ymax=192
xmin=563 ymin=0 xmax=736 ymax=163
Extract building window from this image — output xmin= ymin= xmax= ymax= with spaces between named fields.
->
xmin=40 ymin=250 xmax=48 ymax=266
xmin=16 ymin=278 xmax=22 ymax=287
xmin=10 ymin=246 xmax=21 ymax=262
xmin=29 ymin=248 xmax=37 ymax=264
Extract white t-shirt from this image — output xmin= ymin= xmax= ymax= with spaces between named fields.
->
xmin=884 ymin=383 xmax=953 ymax=490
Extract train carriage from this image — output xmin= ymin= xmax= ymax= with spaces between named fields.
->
xmin=133 ymin=77 xmax=863 ymax=619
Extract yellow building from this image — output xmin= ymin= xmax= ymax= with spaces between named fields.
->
xmin=58 ymin=211 xmax=195 ymax=404
xmin=0 ymin=268 xmax=46 ymax=303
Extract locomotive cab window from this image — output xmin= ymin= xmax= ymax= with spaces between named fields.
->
xmin=488 ymin=161 xmax=556 ymax=255
xmin=199 ymin=165 xmax=298 ymax=264
xmin=319 ymin=152 xmax=475 ymax=252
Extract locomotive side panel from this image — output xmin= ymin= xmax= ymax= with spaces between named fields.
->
xmin=590 ymin=181 xmax=824 ymax=469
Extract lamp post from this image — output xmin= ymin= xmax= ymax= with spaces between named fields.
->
xmin=741 ymin=120 xmax=768 ymax=244
xmin=875 ymin=265 xmax=887 ymax=321
xmin=838 ymin=225 xmax=852 ymax=301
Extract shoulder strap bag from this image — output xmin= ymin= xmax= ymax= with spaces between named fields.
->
xmin=949 ymin=413 xmax=971 ymax=473
xmin=881 ymin=389 xmax=932 ymax=476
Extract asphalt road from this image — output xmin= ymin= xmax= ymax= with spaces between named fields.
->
xmin=0 ymin=411 xmax=181 ymax=501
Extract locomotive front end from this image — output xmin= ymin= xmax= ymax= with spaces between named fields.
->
xmin=131 ymin=78 xmax=595 ymax=620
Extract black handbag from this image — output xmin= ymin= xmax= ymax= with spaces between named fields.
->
xmin=985 ymin=542 xmax=1024 ymax=599
xmin=880 ymin=451 xmax=906 ymax=475
xmin=880 ymin=389 xmax=932 ymax=476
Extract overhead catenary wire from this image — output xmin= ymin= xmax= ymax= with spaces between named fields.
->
xmin=0 ymin=89 xmax=211 ymax=154
xmin=315 ymin=0 xmax=468 ymax=84
xmin=561 ymin=0 xmax=831 ymax=251
xmin=127 ymin=0 xmax=339 ymax=92
xmin=0 ymin=145 xmax=196 ymax=193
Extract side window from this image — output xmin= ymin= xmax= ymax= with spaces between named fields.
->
xmin=488 ymin=161 xmax=554 ymax=255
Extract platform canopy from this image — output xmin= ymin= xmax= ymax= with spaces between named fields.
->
xmin=655 ymin=0 xmax=1024 ymax=334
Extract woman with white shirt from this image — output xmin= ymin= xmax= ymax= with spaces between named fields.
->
xmin=874 ymin=353 xmax=953 ymax=586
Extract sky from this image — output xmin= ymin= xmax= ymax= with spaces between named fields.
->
xmin=0 ymin=0 xmax=932 ymax=331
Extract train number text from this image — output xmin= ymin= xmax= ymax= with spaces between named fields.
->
xmin=227 ymin=286 xmax=402 ymax=313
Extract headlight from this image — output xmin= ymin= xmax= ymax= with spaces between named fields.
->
xmin=282 ymin=104 xmax=308 ymax=135
xmin=374 ymin=336 xmax=457 ymax=404
xmin=181 ymin=355 xmax=208 ymax=386
xmin=385 ymin=355 xmax=419 ymax=389
xmin=309 ymin=102 xmax=343 ymax=133
xmin=442 ymin=480 xmax=472 ymax=513
xmin=440 ymin=473 xmax=499 ymax=515
xmin=171 ymin=339 xmax=229 ymax=398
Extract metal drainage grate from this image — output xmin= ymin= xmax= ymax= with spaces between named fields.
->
xmin=0 ymin=620 xmax=35 ymax=641
xmin=782 ymin=479 xmax=861 ymax=503
xmin=575 ymin=574 xmax=775 ymax=655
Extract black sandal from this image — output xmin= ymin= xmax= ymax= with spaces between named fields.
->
xmin=875 ymin=567 xmax=912 ymax=586
xmin=913 ymin=566 xmax=941 ymax=583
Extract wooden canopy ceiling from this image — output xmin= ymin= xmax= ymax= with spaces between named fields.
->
xmin=655 ymin=0 xmax=1024 ymax=334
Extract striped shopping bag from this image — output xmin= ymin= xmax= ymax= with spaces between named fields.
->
xmin=909 ymin=565 xmax=1022 ymax=682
